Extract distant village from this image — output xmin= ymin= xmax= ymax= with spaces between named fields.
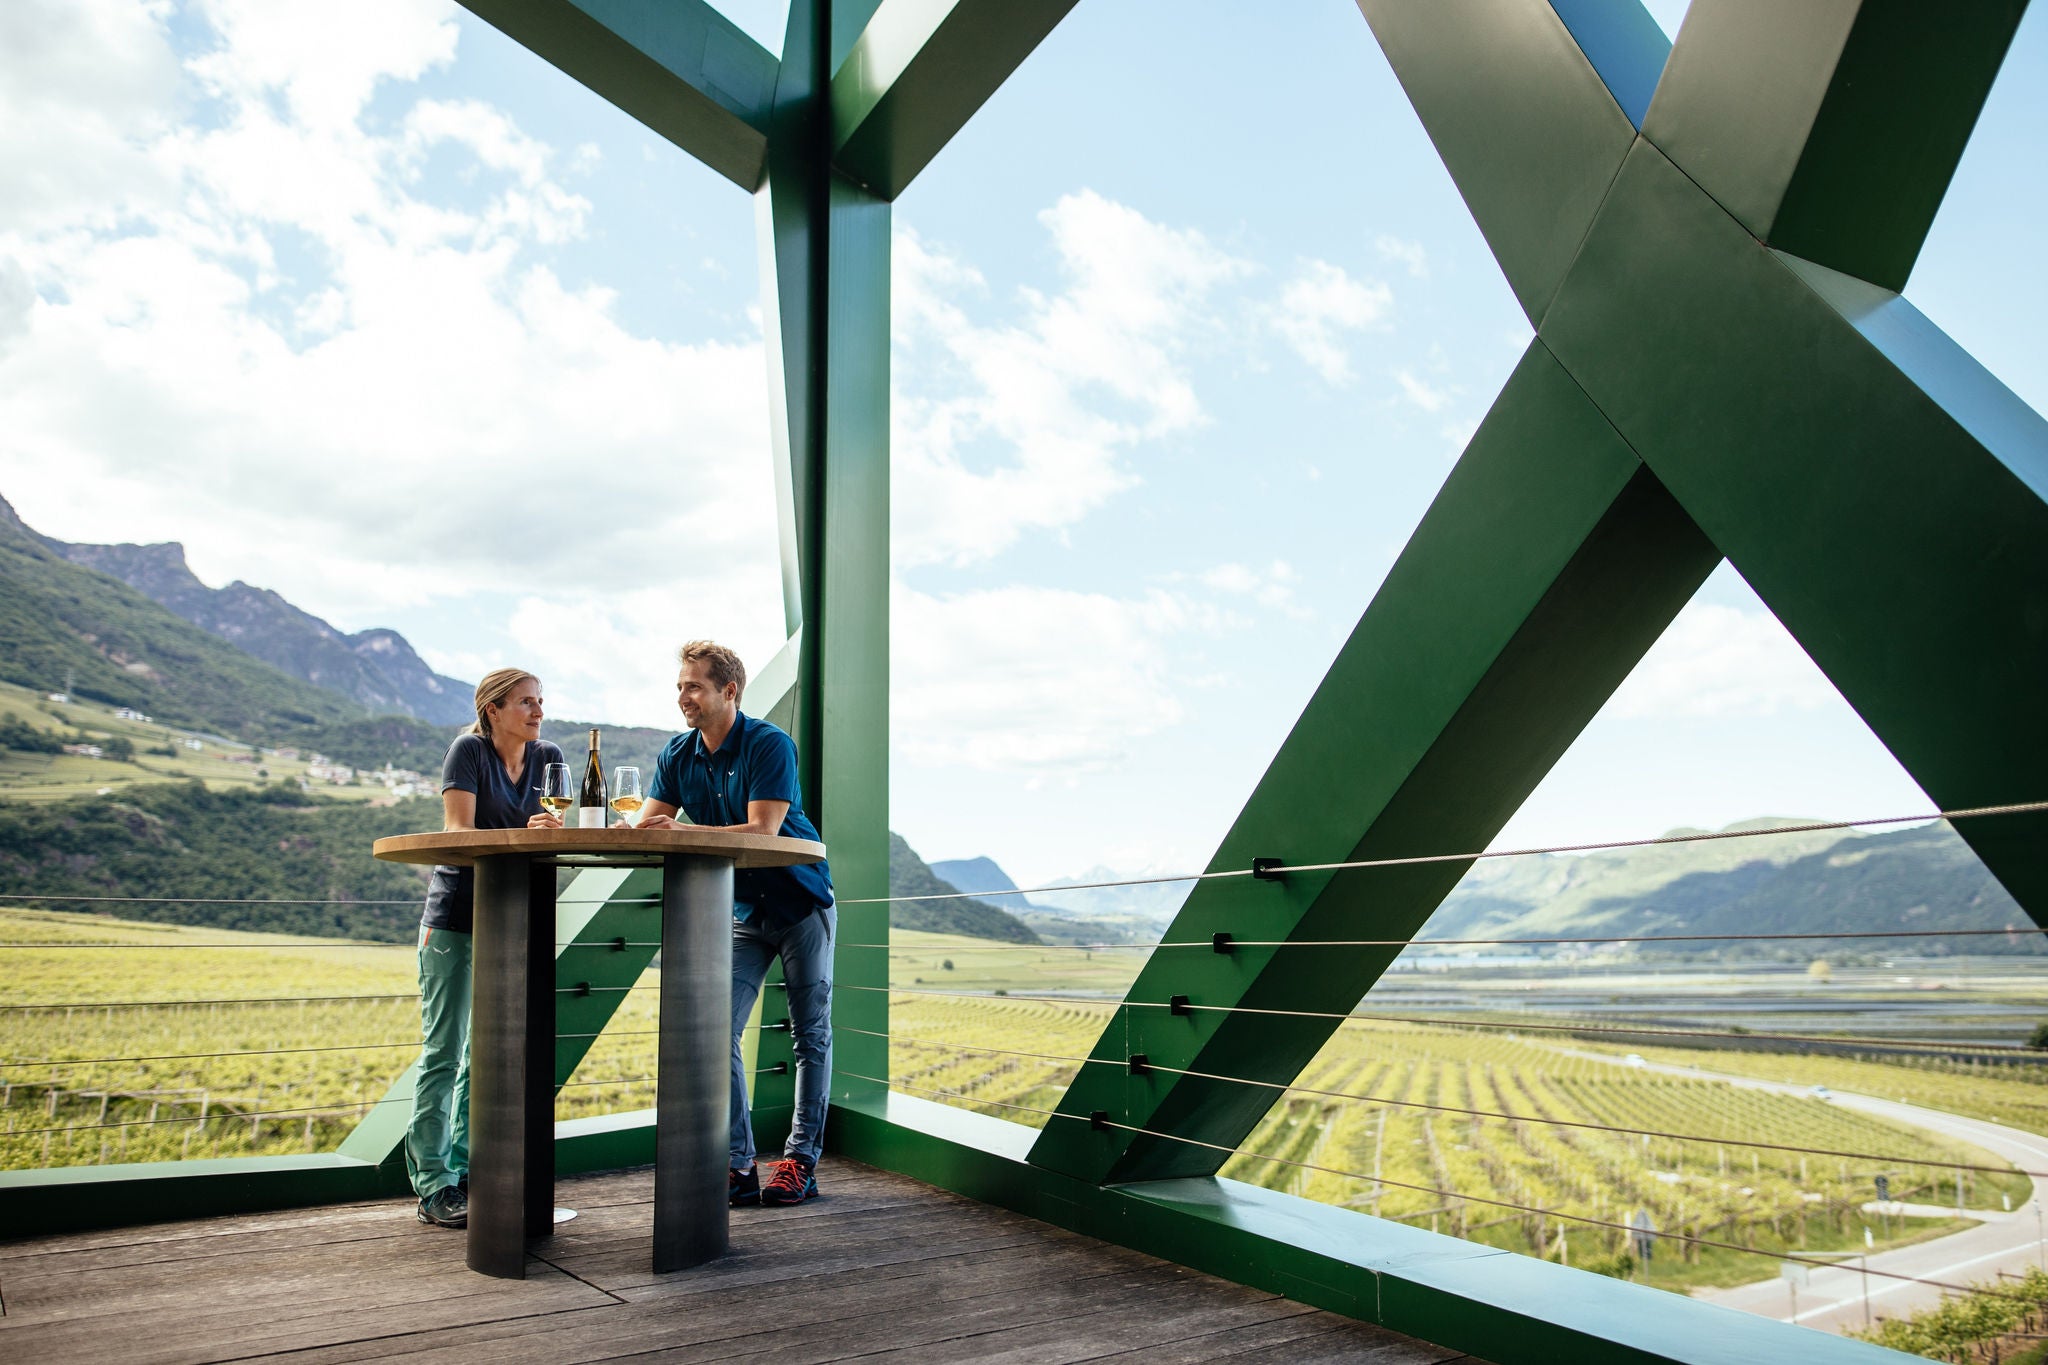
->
xmin=42 ymin=694 xmax=434 ymax=801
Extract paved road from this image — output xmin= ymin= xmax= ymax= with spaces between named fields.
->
xmin=1554 ymin=1047 xmax=2048 ymax=1335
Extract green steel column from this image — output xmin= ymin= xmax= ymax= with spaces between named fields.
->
xmin=1030 ymin=345 xmax=1719 ymax=1183
xmin=758 ymin=0 xmax=892 ymax=1126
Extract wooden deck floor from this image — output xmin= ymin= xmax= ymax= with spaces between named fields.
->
xmin=0 ymin=1160 xmax=1482 ymax=1364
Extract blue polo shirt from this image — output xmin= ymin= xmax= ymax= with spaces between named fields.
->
xmin=648 ymin=711 xmax=832 ymax=926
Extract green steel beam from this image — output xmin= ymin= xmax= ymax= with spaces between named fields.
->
xmin=837 ymin=1094 xmax=1904 ymax=1365
xmin=1354 ymin=0 xmax=1658 ymax=325
xmin=1642 ymin=0 xmax=2024 ymax=290
xmin=455 ymin=0 xmax=777 ymax=191
xmin=1030 ymin=344 xmax=1719 ymax=1183
xmin=830 ymin=0 xmax=1081 ymax=199
xmin=1540 ymin=136 xmax=2048 ymax=910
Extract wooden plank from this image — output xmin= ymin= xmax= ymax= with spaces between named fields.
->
xmin=0 ymin=1158 xmax=1476 ymax=1364
xmin=1085 ymin=1309 xmax=1474 ymax=1364
xmin=0 ymin=1197 xmax=403 ymax=1262
xmin=264 ymin=1239 xmax=1139 ymax=1364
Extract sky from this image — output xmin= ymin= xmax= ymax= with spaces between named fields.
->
xmin=1 ymin=1 xmax=2043 ymax=887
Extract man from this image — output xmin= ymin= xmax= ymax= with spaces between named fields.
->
xmin=635 ymin=640 xmax=835 ymax=1207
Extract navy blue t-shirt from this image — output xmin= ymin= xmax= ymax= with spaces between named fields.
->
xmin=648 ymin=711 xmax=832 ymax=926
xmin=421 ymin=733 xmax=565 ymax=933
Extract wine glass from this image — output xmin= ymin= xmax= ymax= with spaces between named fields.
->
xmin=610 ymin=766 xmax=644 ymax=824
xmin=539 ymin=762 xmax=574 ymax=823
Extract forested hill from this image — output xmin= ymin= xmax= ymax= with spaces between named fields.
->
xmin=0 ymin=495 xmax=364 ymax=742
xmin=0 ymin=783 xmax=433 ymax=941
xmin=1423 ymin=818 xmax=2042 ymax=957
xmin=51 ymin=536 xmax=474 ymax=726
xmin=0 ymin=782 xmax=1045 ymax=945
xmin=889 ymin=835 xmax=1040 ymax=943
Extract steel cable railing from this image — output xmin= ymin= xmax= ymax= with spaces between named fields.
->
xmin=858 ymin=1030 xmax=2048 ymax=1181
xmin=835 ymin=982 xmax=2048 ymax=1063
xmin=847 ymin=925 xmax=2047 ymax=949
xmin=3 ymin=1021 xmax=772 ymax=1070
xmin=3 ymin=1058 xmax=791 ymax=1140
xmin=840 ymin=1067 xmax=2047 ymax=1309
xmin=0 ymin=993 xmax=421 ymax=1011
xmin=834 ymin=798 xmax=2048 ymax=907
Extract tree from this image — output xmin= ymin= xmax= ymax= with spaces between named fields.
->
xmin=102 ymin=736 xmax=135 ymax=762
xmin=1806 ymin=959 xmax=1833 ymax=984
xmin=2028 ymin=1020 xmax=2048 ymax=1050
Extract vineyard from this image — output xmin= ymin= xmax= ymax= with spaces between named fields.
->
xmin=4 ymin=906 xmax=2040 ymax=1300
xmin=886 ymin=991 xmax=2036 ymax=1292
xmin=0 ymin=906 xmax=667 ymax=1168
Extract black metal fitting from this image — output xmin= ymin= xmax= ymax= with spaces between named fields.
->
xmin=1089 ymin=1109 xmax=1110 ymax=1131
xmin=1212 ymin=932 xmax=1234 ymax=954
xmin=770 ymin=1017 xmax=792 ymax=1033
xmin=1127 ymin=1053 xmax=1150 ymax=1075
xmin=574 ymin=981 xmax=591 ymax=998
xmin=1251 ymin=857 xmax=1286 ymax=881
xmin=1168 ymin=994 xmax=1192 ymax=1016
xmin=609 ymin=935 xmax=627 ymax=952
xmin=764 ymin=1062 xmax=789 ymax=1076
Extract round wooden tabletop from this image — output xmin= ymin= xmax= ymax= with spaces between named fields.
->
xmin=372 ymin=827 xmax=827 ymax=869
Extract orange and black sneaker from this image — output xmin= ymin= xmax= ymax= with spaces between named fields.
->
xmin=729 ymin=1165 xmax=761 ymax=1207
xmin=759 ymin=1157 xmax=817 ymax=1206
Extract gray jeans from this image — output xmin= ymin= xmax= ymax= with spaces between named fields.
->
xmin=729 ymin=903 xmax=834 ymax=1168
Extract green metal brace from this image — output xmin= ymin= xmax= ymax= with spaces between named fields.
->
xmin=1033 ymin=0 xmax=2046 ymax=1185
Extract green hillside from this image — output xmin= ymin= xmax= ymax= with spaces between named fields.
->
xmin=889 ymin=834 xmax=1040 ymax=943
xmin=0 ymin=503 xmax=363 ymax=742
xmin=0 ymin=782 xmax=433 ymax=941
xmin=1423 ymin=819 xmax=2041 ymax=957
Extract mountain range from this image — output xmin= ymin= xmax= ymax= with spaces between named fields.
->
xmin=0 ymin=493 xmax=1043 ymax=941
xmin=939 ymin=818 xmax=2041 ymax=958
xmin=21 ymin=501 xmax=472 ymax=725
xmin=2 ymin=493 xmax=2037 ymax=954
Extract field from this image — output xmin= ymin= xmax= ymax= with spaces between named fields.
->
xmin=5 ymin=911 xmax=2040 ymax=1298
xmin=0 ymin=680 xmax=386 ymax=803
xmin=0 ymin=906 xmax=664 ymax=1168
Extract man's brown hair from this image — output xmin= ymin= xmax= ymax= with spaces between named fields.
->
xmin=678 ymin=640 xmax=747 ymax=703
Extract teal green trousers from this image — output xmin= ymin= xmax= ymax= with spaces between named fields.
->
xmin=405 ymin=924 xmax=471 ymax=1198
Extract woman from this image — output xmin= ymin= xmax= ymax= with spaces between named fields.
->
xmin=406 ymin=668 xmax=565 ymax=1229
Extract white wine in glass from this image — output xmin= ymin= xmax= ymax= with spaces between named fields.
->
xmin=539 ymin=762 xmax=574 ymax=821
xmin=610 ymin=766 xmax=644 ymax=821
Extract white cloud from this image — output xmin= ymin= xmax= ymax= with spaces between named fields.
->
xmin=1439 ymin=415 xmax=1480 ymax=457
xmin=891 ymin=193 xmax=1252 ymax=566
xmin=500 ymin=576 xmax=787 ymax=728
xmin=1394 ymin=367 xmax=1452 ymax=413
xmin=1610 ymin=602 xmax=1841 ymax=720
xmin=1191 ymin=560 xmax=1309 ymax=619
xmin=1269 ymin=258 xmax=1392 ymax=385
xmin=1375 ymin=233 xmax=1428 ymax=279
xmin=0 ymin=0 xmax=777 ymax=638
xmin=892 ymin=579 xmax=1208 ymax=773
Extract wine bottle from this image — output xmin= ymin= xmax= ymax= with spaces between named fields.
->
xmin=576 ymin=728 xmax=607 ymax=828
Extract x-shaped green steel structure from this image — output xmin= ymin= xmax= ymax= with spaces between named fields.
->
xmin=14 ymin=3 xmax=2037 ymax=1359
xmin=459 ymin=0 xmax=2044 ymax=1188
xmin=303 ymin=0 xmax=2048 ymax=1358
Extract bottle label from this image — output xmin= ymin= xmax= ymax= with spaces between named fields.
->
xmin=576 ymin=807 xmax=607 ymax=829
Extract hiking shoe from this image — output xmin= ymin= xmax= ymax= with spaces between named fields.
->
xmin=729 ymin=1165 xmax=761 ymax=1207
xmin=417 ymin=1185 xmax=468 ymax=1228
xmin=760 ymin=1157 xmax=817 ymax=1206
